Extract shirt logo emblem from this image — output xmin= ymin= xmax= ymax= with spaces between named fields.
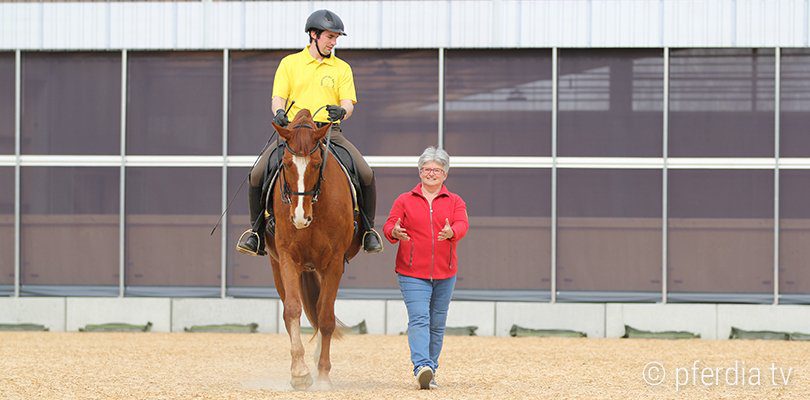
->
xmin=321 ymin=76 xmax=336 ymax=88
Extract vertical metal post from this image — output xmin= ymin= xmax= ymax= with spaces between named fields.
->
xmin=14 ymin=50 xmax=21 ymax=298
xmin=119 ymin=50 xmax=127 ymax=298
xmin=662 ymin=47 xmax=669 ymax=304
xmin=221 ymin=49 xmax=229 ymax=299
xmin=438 ymin=48 xmax=445 ymax=149
xmin=773 ymin=47 xmax=781 ymax=305
xmin=550 ymin=47 xmax=558 ymax=303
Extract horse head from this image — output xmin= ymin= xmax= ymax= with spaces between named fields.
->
xmin=272 ymin=109 xmax=331 ymax=230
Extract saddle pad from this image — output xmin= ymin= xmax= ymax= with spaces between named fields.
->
xmin=262 ymin=141 xmax=361 ymax=215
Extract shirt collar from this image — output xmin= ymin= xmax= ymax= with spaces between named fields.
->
xmin=302 ymin=45 xmax=336 ymax=66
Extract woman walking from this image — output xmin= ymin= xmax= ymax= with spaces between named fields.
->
xmin=383 ymin=146 xmax=469 ymax=389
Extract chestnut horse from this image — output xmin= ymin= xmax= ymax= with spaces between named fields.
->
xmin=268 ymin=109 xmax=361 ymax=390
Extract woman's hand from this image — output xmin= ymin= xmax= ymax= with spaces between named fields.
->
xmin=392 ymin=218 xmax=410 ymax=241
xmin=437 ymin=219 xmax=454 ymax=241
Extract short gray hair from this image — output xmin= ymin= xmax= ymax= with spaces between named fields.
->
xmin=417 ymin=146 xmax=450 ymax=173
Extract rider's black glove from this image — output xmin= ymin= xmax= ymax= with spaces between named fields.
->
xmin=326 ymin=105 xmax=347 ymax=122
xmin=273 ymin=109 xmax=289 ymax=127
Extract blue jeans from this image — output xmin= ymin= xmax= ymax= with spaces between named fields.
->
xmin=397 ymin=274 xmax=457 ymax=375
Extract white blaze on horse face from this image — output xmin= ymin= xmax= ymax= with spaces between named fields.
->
xmin=292 ymin=155 xmax=311 ymax=229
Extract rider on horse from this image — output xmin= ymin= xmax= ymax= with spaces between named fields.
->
xmin=236 ymin=9 xmax=383 ymax=256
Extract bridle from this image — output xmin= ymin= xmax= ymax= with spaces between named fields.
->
xmin=279 ymin=122 xmax=331 ymax=205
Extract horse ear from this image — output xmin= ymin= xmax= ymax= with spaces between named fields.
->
xmin=273 ymin=123 xmax=292 ymax=141
xmin=314 ymin=123 xmax=331 ymax=142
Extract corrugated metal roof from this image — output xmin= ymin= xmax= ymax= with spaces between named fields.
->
xmin=0 ymin=0 xmax=808 ymax=50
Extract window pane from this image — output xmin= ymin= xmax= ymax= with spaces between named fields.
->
xmin=345 ymin=168 xmax=551 ymax=291
xmin=341 ymin=168 xmax=416 ymax=289
xmin=0 ymin=168 xmax=13 ymax=292
xmin=127 ymin=52 xmax=222 ymax=155
xmin=669 ymin=49 xmax=774 ymax=157
xmin=557 ymin=169 xmax=662 ymax=293
xmin=444 ymin=50 xmax=552 ymax=156
xmin=0 ymin=53 xmax=13 ymax=154
xmin=228 ymin=51 xmax=289 ymax=156
xmin=668 ymin=170 xmax=773 ymax=295
xmin=21 ymin=52 xmax=121 ymax=155
xmin=226 ymin=167 xmax=275 ymax=292
xmin=20 ymin=167 xmax=119 ymax=289
xmin=558 ymin=49 xmax=663 ymax=157
xmin=454 ymin=169 xmax=551 ymax=290
xmin=126 ymin=168 xmax=221 ymax=291
xmin=339 ymin=50 xmax=439 ymax=156
xmin=779 ymin=170 xmax=810 ymax=295
xmin=780 ymin=49 xmax=810 ymax=157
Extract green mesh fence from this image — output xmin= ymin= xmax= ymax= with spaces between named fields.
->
xmin=509 ymin=324 xmax=586 ymax=338
xmin=79 ymin=322 xmax=153 ymax=332
xmin=0 ymin=323 xmax=49 ymax=332
xmin=445 ymin=326 xmax=478 ymax=336
xmin=400 ymin=325 xmax=478 ymax=336
xmin=622 ymin=325 xmax=699 ymax=339
xmin=301 ymin=320 xmax=367 ymax=335
xmin=184 ymin=323 xmax=259 ymax=333
xmin=728 ymin=327 xmax=810 ymax=341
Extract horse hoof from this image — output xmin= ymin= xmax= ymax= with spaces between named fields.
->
xmin=290 ymin=373 xmax=313 ymax=390
xmin=314 ymin=377 xmax=332 ymax=390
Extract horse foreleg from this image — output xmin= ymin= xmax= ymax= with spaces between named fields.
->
xmin=314 ymin=257 xmax=343 ymax=387
xmin=279 ymin=256 xmax=312 ymax=390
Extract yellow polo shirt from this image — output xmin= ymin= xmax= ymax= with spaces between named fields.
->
xmin=272 ymin=46 xmax=357 ymax=123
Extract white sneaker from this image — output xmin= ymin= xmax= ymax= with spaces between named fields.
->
xmin=429 ymin=378 xmax=439 ymax=389
xmin=416 ymin=366 xmax=433 ymax=390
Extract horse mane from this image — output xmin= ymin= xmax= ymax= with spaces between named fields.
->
xmin=287 ymin=110 xmax=318 ymax=153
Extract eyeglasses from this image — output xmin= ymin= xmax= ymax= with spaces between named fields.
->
xmin=420 ymin=167 xmax=445 ymax=175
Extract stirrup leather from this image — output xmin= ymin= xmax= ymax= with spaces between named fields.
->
xmin=236 ymin=229 xmax=262 ymax=256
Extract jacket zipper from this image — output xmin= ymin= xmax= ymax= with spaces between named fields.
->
xmin=429 ymin=202 xmax=435 ymax=282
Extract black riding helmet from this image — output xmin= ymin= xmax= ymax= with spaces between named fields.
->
xmin=305 ymin=10 xmax=347 ymax=36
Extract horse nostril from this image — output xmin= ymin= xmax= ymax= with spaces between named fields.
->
xmin=306 ymin=217 xmax=312 ymax=224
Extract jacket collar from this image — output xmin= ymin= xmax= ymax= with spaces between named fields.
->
xmin=410 ymin=183 xmax=450 ymax=198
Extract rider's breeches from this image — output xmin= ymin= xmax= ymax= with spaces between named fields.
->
xmin=250 ymin=138 xmax=278 ymax=188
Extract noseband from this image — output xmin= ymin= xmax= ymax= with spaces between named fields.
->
xmin=279 ymin=123 xmax=329 ymax=205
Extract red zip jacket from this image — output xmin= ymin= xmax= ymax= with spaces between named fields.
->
xmin=383 ymin=183 xmax=469 ymax=280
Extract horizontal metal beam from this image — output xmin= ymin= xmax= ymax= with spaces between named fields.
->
xmin=6 ymin=155 xmax=810 ymax=170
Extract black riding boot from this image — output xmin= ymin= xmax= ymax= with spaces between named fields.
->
xmin=360 ymin=175 xmax=383 ymax=253
xmin=236 ymin=186 xmax=266 ymax=256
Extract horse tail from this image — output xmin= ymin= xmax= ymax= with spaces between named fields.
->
xmin=300 ymin=271 xmax=345 ymax=342
xmin=300 ymin=271 xmax=320 ymax=339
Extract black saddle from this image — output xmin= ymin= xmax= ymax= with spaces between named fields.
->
xmin=260 ymin=140 xmax=363 ymax=236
